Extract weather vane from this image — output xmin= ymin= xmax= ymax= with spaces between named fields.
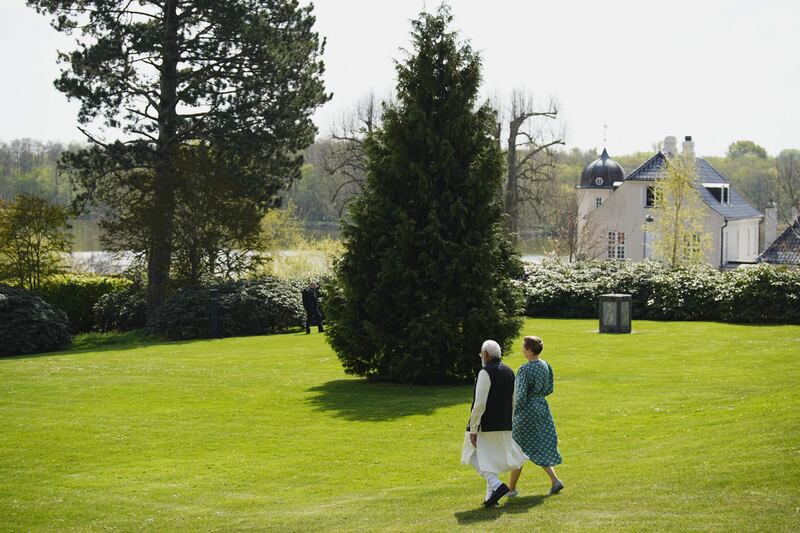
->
xmin=603 ymin=124 xmax=608 ymax=146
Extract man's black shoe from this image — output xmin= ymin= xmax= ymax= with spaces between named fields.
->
xmin=484 ymin=483 xmax=509 ymax=507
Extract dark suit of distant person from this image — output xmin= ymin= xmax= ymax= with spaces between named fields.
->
xmin=301 ymin=281 xmax=324 ymax=334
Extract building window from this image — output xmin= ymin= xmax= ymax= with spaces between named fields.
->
xmin=607 ymin=231 xmax=625 ymax=260
xmin=596 ymin=197 xmax=603 ymax=208
xmin=645 ymin=186 xmax=656 ymax=207
xmin=682 ymin=233 xmax=702 ymax=261
xmin=704 ymin=184 xmax=730 ymax=205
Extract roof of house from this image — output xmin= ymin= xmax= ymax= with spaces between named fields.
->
xmin=625 ymin=152 xmax=763 ymax=221
xmin=579 ymin=148 xmax=625 ymax=189
xmin=758 ymin=217 xmax=800 ymax=265
xmin=625 ymin=152 xmax=667 ymax=181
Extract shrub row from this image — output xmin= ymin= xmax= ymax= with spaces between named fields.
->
xmin=38 ymin=275 xmax=133 ymax=333
xmin=150 ymin=277 xmax=309 ymax=340
xmin=522 ymin=260 xmax=800 ymax=324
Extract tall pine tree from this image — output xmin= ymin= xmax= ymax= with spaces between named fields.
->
xmin=28 ymin=0 xmax=329 ymax=321
xmin=325 ymin=6 xmax=522 ymax=385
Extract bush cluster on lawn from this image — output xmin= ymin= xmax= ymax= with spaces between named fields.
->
xmin=92 ymin=282 xmax=147 ymax=332
xmin=38 ymin=275 xmax=133 ymax=333
xmin=152 ymin=277 xmax=308 ymax=340
xmin=717 ymin=265 xmax=800 ymax=323
xmin=0 ymin=284 xmax=72 ymax=356
xmin=522 ymin=260 xmax=800 ymax=323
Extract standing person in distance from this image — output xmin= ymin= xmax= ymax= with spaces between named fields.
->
xmin=301 ymin=280 xmax=324 ymax=334
xmin=508 ymin=335 xmax=564 ymax=497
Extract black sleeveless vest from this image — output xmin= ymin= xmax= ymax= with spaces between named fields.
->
xmin=467 ymin=360 xmax=515 ymax=432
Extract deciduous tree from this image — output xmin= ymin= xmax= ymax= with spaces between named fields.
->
xmin=649 ymin=156 xmax=711 ymax=267
xmin=499 ymin=90 xmax=564 ymax=237
xmin=727 ymin=140 xmax=768 ymax=160
xmin=773 ymin=149 xmax=800 ymax=236
xmin=0 ymin=194 xmax=71 ymax=291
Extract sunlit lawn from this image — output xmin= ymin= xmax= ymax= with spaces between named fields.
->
xmin=1 ymin=319 xmax=798 ymax=531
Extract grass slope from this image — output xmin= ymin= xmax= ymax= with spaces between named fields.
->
xmin=1 ymin=319 xmax=799 ymax=532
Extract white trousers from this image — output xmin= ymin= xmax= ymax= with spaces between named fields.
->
xmin=468 ymin=452 xmax=501 ymax=500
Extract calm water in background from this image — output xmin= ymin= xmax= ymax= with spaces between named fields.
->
xmin=68 ymin=218 xmax=548 ymax=272
xmin=70 ymin=218 xmax=103 ymax=252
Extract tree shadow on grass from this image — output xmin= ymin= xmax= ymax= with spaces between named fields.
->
xmin=1 ymin=330 xmax=219 ymax=360
xmin=454 ymin=494 xmax=548 ymax=524
xmin=305 ymin=379 xmax=470 ymax=421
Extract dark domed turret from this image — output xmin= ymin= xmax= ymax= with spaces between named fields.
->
xmin=580 ymin=148 xmax=625 ymax=189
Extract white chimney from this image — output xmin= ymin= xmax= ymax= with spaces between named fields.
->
xmin=682 ymin=135 xmax=695 ymax=160
xmin=764 ymin=201 xmax=778 ymax=249
xmin=663 ymin=136 xmax=677 ymax=157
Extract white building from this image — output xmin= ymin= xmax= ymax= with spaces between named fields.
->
xmin=577 ymin=136 xmax=763 ymax=268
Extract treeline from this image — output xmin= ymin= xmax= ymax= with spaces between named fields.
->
xmin=287 ymin=140 xmax=785 ymax=241
xmin=1 ymin=137 xmax=789 ymax=238
xmin=0 ymin=139 xmax=81 ymax=205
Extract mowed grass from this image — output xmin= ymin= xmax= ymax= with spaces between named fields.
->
xmin=1 ymin=319 xmax=799 ymax=532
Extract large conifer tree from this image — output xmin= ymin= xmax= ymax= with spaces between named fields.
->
xmin=325 ymin=7 xmax=522 ymax=385
xmin=28 ymin=0 xmax=329 ymax=322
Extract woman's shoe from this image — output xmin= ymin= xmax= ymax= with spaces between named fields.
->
xmin=507 ymin=489 xmax=519 ymax=498
xmin=548 ymin=480 xmax=564 ymax=495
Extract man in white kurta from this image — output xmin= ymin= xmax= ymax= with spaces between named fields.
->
xmin=461 ymin=340 xmax=528 ymax=507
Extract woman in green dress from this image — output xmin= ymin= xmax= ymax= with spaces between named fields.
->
xmin=508 ymin=335 xmax=564 ymax=496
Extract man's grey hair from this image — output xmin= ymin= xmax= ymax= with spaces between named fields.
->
xmin=481 ymin=340 xmax=502 ymax=359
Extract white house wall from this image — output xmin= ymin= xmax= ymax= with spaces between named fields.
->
xmin=702 ymin=209 xmax=725 ymax=266
xmin=722 ymin=218 xmax=761 ymax=263
xmin=584 ymin=182 xmax=649 ymax=262
xmin=578 ymin=189 xmax=612 ymax=226
xmin=582 ymin=181 xmax=742 ymax=266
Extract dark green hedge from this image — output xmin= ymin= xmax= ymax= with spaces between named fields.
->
xmin=38 ymin=275 xmax=133 ymax=333
xmin=522 ymin=261 xmax=800 ymax=324
xmin=92 ymin=282 xmax=147 ymax=332
xmin=0 ymin=284 xmax=72 ymax=356
xmin=152 ymin=277 xmax=307 ymax=340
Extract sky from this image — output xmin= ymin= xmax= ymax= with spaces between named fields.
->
xmin=1 ymin=0 xmax=799 ymax=157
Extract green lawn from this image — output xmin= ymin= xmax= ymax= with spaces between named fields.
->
xmin=1 ymin=319 xmax=799 ymax=532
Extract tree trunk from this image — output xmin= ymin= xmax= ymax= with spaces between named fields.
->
xmin=146 ymin=0 xmax=180 ymax=326
xmin=504 ymin=118 xmax=522 ymax=236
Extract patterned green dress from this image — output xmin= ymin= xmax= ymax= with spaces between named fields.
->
xmin=512 ymin=359 xmax=562 ymax=467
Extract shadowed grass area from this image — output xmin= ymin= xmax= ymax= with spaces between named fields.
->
xmin=1 ymin=319 xmax=798 ymax=531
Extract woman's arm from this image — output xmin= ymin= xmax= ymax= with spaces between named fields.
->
xmin=515 ymin=365 xmax=529 ymax=410
xmin=543 ymin=362 xmax=554 ymax=396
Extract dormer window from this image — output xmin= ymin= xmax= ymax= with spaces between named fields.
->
xmin=704 ymin=183 xmax=730 ymax=205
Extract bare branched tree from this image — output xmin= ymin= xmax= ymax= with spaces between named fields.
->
xmin=546 ymin=185 xmax=606 ymax=262
xmin=545 ymin=185 xmax=580 ymax=261
xmin=320 ymin=92 xmax=383 ymax=215
xmin=500 ymin=90 xmax=565 ymax=237
xmin=773 ymin=149 xmax=800 ymax=237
